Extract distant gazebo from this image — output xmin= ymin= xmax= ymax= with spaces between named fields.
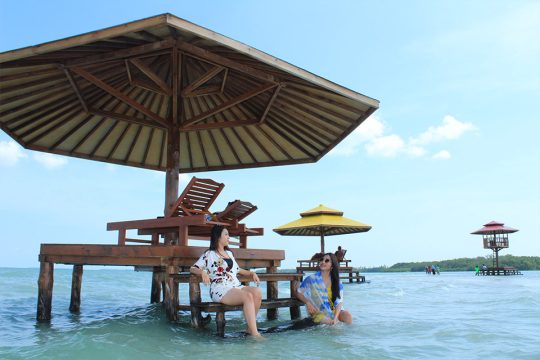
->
xmin=471 ymin=221 xmax=521 ymax=275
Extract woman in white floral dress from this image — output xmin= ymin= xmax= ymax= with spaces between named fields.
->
xmin=190 ymin=225 xmax=262 ymax=337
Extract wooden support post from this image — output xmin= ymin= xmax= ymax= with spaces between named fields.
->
xmin=239 ymin=235 xmax=247 ymax=248
xmin=189 ymin=275 xmax=203 ymax=327
xmin=216 ymin=311 xmax=226 ymax=337
xmin=164 ymin=266 xmax=179 ymax=321
xmin=290 ymin=278 xmax=300 ymax=319
xmin=37 ymin=262 xmax=54 ymax=321
xmin=151 ymin=267 xmax=162 ymax=303
xmin=69 ymin=265 xmax=83 ymax=313
xmin=266 ymin=266 xmax=278 ymax=320
xmin=178 ymin=225 xmax=188 ymax=246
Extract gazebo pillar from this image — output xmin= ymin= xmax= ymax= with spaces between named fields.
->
xmin=154 ymin=49 xmax=182 ymax=306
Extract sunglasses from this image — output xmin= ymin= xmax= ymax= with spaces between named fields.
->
xmin=320 ymin=258 xmax=331 ymax=263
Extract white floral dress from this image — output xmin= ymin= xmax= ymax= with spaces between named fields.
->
xmin=193 ymin=250 xmax=244 ymax=302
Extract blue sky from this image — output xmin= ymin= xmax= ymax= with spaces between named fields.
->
xmin=1 ymin=0 xmax=539 ymax=268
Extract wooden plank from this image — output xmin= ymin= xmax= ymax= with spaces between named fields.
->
xmin=180 ymin=119 xmax=258 ymax=131
xmin=39 ymin=244 xmax=285 ymax=261
xmin=177 ymin=298 xmax=303 ymax=312
xmin=71 ymin=66 xmax=169 ymax=127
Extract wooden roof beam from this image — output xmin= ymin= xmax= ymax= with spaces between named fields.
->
xmin=181 ymin=65 xmax=224 ymax=96
xmin=71 ymin=66 xmax=169 ymax=128
xmin=183 ymin=83 xmax=276 ymax=126
xmin=65 ymin=38 xmax=175 ymax=68
xmin=61 ymin=66 xmax=89 ymax=113
xmin=259 ymin=84 xmax=282 ymax=123
xmin=176 ymin=40 xmax=277 ymax=84
xmin=129 ymin=58 xmax=172 ymax=96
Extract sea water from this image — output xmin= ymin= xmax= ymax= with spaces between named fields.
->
xmin=0 ymin=268 xmax=539 ymax=359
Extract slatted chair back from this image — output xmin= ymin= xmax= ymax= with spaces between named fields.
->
xmin=167 ymin=177 xmax=225 ymax=217
xmin=216 ymin=200 xmax=258 ymax=223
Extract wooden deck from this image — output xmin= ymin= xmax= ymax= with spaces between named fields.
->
xmin=37 ymin=244 xmax=287 ymax=323
xmin=479 ymin=267 xmax=522 ymax=276
xmin=296 ymin=259 xmax=367 ymax=283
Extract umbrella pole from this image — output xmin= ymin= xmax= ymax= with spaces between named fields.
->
xmin=320 ymin=230 xmax=325 ymax=253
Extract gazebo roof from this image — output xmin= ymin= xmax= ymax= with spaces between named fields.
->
xmin=0 ymin=13 xmax=379 ymax=173
xmin=471 ymin=221 xmax=519 ymax=235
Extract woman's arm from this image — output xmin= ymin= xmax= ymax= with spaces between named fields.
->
xmin=332 ymin=303 xmax=343 ymax=324
xmin=190 ymin=266 xmax=210 ymax=285
xmin=237 ymin=268 xmax=260 ymax=284
xmin=296 ymin=290 xmax=318 ymax=315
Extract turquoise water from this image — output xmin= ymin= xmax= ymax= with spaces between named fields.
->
xmin=1 ymin=268 xmax=539 ymax=359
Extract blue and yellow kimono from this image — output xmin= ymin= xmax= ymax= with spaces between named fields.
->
xmin=299 ymin=271 xmax=344 ymax=322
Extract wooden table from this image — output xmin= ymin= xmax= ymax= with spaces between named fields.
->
xmin=106 ymin=214 xmax=263 ymax=247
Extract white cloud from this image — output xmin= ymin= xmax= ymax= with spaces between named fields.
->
xmin=432 ymin=150 xmax=451 ymax=160
xmin=366 ymin=135 xmax=404 ymax=157
xmin=33 ymin=153 xmax=68 ymax=169
xmin=411 ymin=115 xmax=476 ymax=145
xmin=330 ymin=115 xmax=385 ymax=156
xmin=331 ymin=114 xmax=475 ymax=160
xmin=0 ymin=140 xmax=27 ymax=166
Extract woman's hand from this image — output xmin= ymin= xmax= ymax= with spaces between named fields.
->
xmin=201 ymin=271 xmax=210 ymax=285
xmin=306 ymin=303 xmax=317 ymax=315
xmin=251 ymin=271 xmax=260 ymax=285
xmin=332 ymin=316 xmax=339 ymax=325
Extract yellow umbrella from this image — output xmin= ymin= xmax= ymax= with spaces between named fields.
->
xmin=273 ymin=204 xmax=371 ymax=253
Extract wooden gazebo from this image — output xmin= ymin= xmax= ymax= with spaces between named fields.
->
xmin=0 ymin=14 xmax=380 ymax=329
xmin=471 ymin=221 xmax=521 ymax=276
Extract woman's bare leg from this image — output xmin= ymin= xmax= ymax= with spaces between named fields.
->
xmin=338 ymin=310 xmax=352 ymax=324
xmin=242 ymin=286 xmax=262 ymax=315
xmin=221 ymin=288 xmax=261 ymax=336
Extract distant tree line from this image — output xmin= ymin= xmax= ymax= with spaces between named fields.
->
xmin=358 ymin=255 xmax=540 ymax=272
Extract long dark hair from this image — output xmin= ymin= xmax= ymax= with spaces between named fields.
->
xmin=323 ymin=252 xmax=341 ymax=304
xmin=208 ymin=225 xmax=230 ymax=252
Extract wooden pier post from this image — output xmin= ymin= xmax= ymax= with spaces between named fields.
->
xmin=37 ymin=262 xmax=54 ymax=321
xmin=266 ymin=266 xmax=278 ymax=320
xmin=216 ymin=311 xmax=226 ymax=337
xmin=189 ymin=275 xmax=203 ymax=327
xmin=151 ymin=267 xmax=162 ymax=303
xmin=290 ymin=278 xmax=300 ymax=319
xmin=164 ymin=266 xmax=179 ymax=321
xmin=69 ymin=265 xmax=83 ymax=313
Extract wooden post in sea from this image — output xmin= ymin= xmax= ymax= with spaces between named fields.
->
xmin=151 ymin=267 xmax=162 ymax=303
xmin=290 ymin=277 xmax=300 ymax=319
xmin=164 ymin=265 xmax=179 ymax=321
xmin=37 ymin=262 xmax=54 ymax=321
xmin=266 ymin=266 xmax=278 ymax=320
xmin=69 ymin=265 xmax=83 ymax=313
xmin=189 ymin=274 xmax=203 ymax=327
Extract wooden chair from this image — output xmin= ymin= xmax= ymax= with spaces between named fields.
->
xmin=166 ymin=177 xmax=225 ymax=217
xmin=215 ymin=200 xmax=258 ymax=223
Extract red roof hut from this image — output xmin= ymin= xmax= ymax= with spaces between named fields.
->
xmin=471 ymin=221 xmax=518 ymax=269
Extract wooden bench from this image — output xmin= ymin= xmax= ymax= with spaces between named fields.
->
xmin=175 ymin=273 xmax=304 ymax=337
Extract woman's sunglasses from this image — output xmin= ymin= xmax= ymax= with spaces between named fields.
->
xmin=320 ymin=258 xmax=331 ymax=263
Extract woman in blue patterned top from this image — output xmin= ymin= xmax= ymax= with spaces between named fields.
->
xmin=297 ymin=253 xmax=352 ymax=324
